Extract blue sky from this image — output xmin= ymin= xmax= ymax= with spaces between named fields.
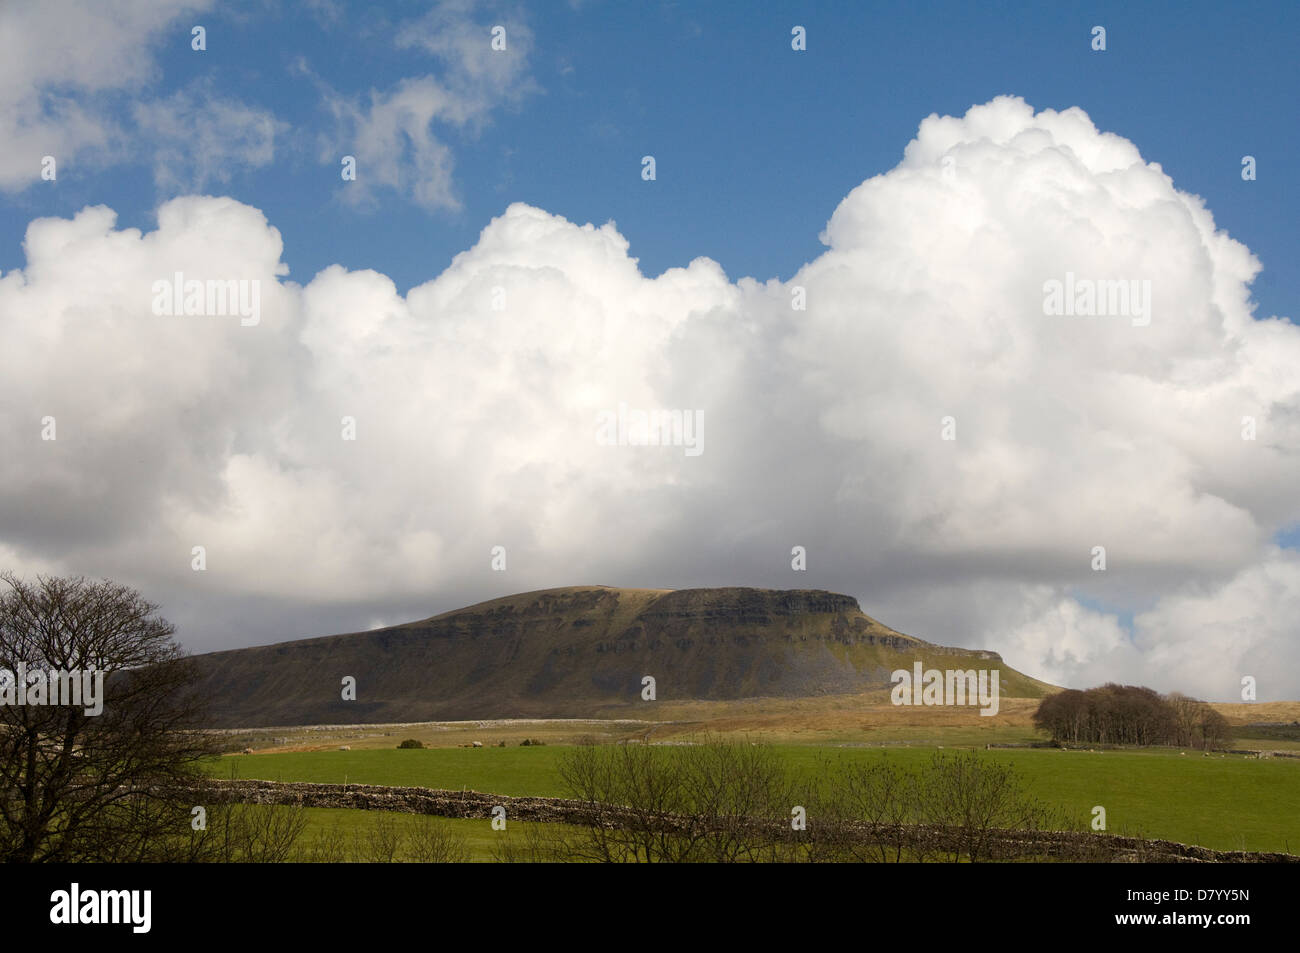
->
xmin=2 ymin=0 xmax=1295 ymax=320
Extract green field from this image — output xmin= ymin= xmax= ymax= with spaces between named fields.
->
xmin=212 ymin=745 xmax=564 ymax=796
xmin=290 ymin=808 xmax=574 ymax=862
xmin=211 ymin=743 xmax=1300 ymax=854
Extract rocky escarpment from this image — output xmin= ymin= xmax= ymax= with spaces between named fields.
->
xmin=633 ymin=588 xmax=862 ymax=625
xmin=612 ymin=588 xmax=921 ymax=652
xmin=191 ymin=586 xmax=1041 ymax=727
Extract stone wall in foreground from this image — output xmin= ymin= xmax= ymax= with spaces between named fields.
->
xmin=193 ymin=778 xmax=606 ymax=823
xmin=190 ymin=778 xmax=1298 ymax=863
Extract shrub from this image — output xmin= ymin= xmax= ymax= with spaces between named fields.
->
xmin=397 ymin=738 xmax=425 ymax=749
xmin=406 ymin=816 xmax=471 ymax=863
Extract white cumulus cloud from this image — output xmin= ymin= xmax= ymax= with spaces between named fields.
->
xmin=1 ymin=96 xmax=1297 ymax=700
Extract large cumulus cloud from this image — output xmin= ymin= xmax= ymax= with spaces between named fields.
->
xmin=1 ymin=96 xmax=1297 ymax=701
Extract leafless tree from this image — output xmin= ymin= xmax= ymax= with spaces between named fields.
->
xmin=555 ymin=743 xmax=1076 ymax=863
xmin=558 ymin=742 xmax=694 ymax=862
xmin=815 ymin=754 xmax=927 ymax=862
xmin=918 ymin=752 xmax=1057 ymax=862
xmin=677 ymin=736 xmax=797 ymax=862
xmin=405 ymin=814 xmax=471 ymax=863
xmin=0 ymin=573 xmax=214 ymax=862
xmin=558 ymin=737 xmax=800 ymax=862
xmin=186 ymin=803 xmax=307 ymax=862
xmin=358 ymin=811 xmax=404 ymax=862
xmin=295 ymin=820 xmax=352 ymax=863
xmin=490 ymin=822 xmax=572 ymax=863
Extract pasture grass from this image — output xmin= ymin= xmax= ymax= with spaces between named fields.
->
xmin=211 ymin=741 xmax=1300 ymax=854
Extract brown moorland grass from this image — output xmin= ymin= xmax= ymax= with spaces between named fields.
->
xmin=215 ymin=697 xmax=1300 ymax=755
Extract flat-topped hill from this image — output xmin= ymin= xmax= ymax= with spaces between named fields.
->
xmin=192 ymin=586 xmax=1053 ymax=727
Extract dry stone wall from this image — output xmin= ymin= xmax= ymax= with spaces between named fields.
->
xmin=193 ymin=778 xmax=1297 ymax=863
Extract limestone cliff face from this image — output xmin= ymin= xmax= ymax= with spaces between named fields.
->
xmin=634 ymin=587 xmax=862 ymax=622
xmin=191 ymin=586 xmax=1033 ymax=727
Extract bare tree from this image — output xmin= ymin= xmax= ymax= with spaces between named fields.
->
xmin=295 ymin=821 xmax=351 ymax=863
xmin=558 ymin=737 xmax=799 ymax=863
xmin=1195 ymin=704 xmax=1232 ymax=749
xmin=185 ymin=803 xmax=307 ymax=863
xmin=558 ymin=742 xmax=693 ymax=862
xmin=358 ymin=811 xmax=404 ymax=862
xmin=553 ymin=743 xmax=1081 ymax=864
xmin=825 ymin=755 xmax=927 ymax=862
xmin=490 ymin=822 xmax=571 ymax=863
xmin=405 ymin=814 xmax=471 ymax=863
xmin=678 ymin=736 xmax=796 ymax=862
xmin=919 ymin=752 xmax=1056 ymax=862
xmin=1167 ymin=692 xmax=1202 ymax=747
xmin=0 ymin=573 xmax=214 ymax=862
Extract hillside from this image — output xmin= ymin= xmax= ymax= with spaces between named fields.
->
xmin=191 ymin=586 xmax=1055 ymax=727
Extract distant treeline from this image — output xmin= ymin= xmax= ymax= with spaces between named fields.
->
xmin=1032 ymin=684 xmax=1231 ymax=748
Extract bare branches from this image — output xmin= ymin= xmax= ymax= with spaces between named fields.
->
xmin=556 ymin=741 xmax=1065 ymax=863
xmin=1033 ymin=684 xmax=1233 ymax=749
xmin=0 ymin=573 xmax=215 ymax=862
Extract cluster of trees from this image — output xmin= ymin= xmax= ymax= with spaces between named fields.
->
xmin=1032 ymin=684 xmax=1232 ymax=749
